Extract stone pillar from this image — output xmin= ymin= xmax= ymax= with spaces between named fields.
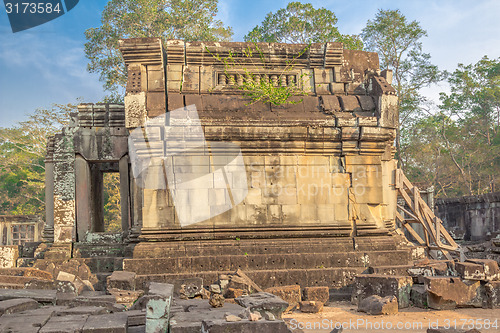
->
xmin=75 ymin=155 xmax=91 ymax=241
xmin=52 ymin=131 xmax=77 ymax=243
xmin=42 ymin=137 xmax=55 ymax=242
xmin=128 ymin=174 xmax=143 ymax=240
xmin=42 ymin=161 xmax=55 ymax=242
xmin=119 ymin=155 xmax=130 ymax=236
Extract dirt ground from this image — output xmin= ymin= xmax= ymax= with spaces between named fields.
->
xmin=283 ymin=302 xmax=500 ymax=333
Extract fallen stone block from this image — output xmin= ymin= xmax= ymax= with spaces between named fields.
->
xmin=0 ymin=298 xmax=39 ymax=315
xmin=82 ymin=313 xmax=128 ymax=333
xmin=201 ymin=318 xmax=293 ymax=333
xmin=126 ymin=309 xmax=147 ymax=326
xmin=210 ymin=284 xmax=221 ymax=294
xmin=146 ymin=283 xmax=174 ymax=333
xmin=235 ymin=292 xmax=288 ymax=319
xmin=303 ymin=286 xmax=329 ymax=304
xmin=55 ymin=306 xmax=108 ymax=315
xmin=209 ymin=293 xmax=225 ymax=308
xmin=57 ymin=271 xmax=76 ymax=282
xmin=24 ymin=279 xmax=55 ymax=290
xmin=40 ymin=314 xmax=89 ymax=333
xmin=410 ymin=284 xmax=428 ymax=308
xmin=107 ymin=271 xmax=136 ymax=291
xmin=484 ymin=281 xmax=500 ymax=308
xmin=0 ymin=312 xmax=53 ymax=333
xmin=425 ymin=277 xmax=485 ymax=309
xmin=264 ymin=285 xmax=301 ymax=312
xmin=108 ymin=288 xmax=144 ymax=306
xmin=299 ymin=301 xmax=323 ymax=313
xmin=358 ymin=295 xmax=398 ymax=315
xmin=0 ymin=245 xmax=19 ymax=268
xmin=0 ymin=289 xmax=56 ymax=304
xmin=351 ymin=274 xmax=413 ymax=308
xmin=225 ymin=288 xmax=245 ymax=298
xmin=464 ymin=259 xmax=500 ymax=281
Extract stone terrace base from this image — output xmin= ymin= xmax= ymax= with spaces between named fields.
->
xmin=123 ymin=234 xmax=419 ymax=293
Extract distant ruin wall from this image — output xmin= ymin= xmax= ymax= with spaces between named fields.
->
xmin=435 ymin=192 xmax=500 ymax=241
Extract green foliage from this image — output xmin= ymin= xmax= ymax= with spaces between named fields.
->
xmin=103 ymin=173 xmax=122 ymax=232
xmin=85 ymin=0 xmax=233 ymax=96
xmin=403 ymin=57 xmax=500 ymax=197
xmin=0 ymin=103 xmax=74 ymax=215
xmin=208 ymin=44 xmax=311 ymax=106
xmin=361 ymin=9 xmax=443 ymax=167
xmin=244 ymin=2 xmax=363 ymax=50
xmin=438 ymin=56 xmax=500 ymax=195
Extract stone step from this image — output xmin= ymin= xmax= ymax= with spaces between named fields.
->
xmin=0 ymin=283 xmax=24 ymax=290
xmin=16 ymin=258 xmax=36 ymax=268
xmin=135 ymin=266 xmax=368 ymax=291
xmin=123 ymin=250 xmax=412 ymax=275
xmin=79 ymin=257 xmax=126 ymax=273
xmin=0 ymin=275 xmax=49 ymax=286
xmin=130 ymin=236 xmax=404 ymax=258
xmin=0 ymin=268 xmax=53 ymax=280
xmin=73 ymin=243 xmax=128 ymax=258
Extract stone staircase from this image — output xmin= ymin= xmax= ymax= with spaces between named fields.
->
xmin=122 ymin=234 xmax=421 ymax=298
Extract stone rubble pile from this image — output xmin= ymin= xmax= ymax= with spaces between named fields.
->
xmin=352 ymin=257 xmax=500 ymax=315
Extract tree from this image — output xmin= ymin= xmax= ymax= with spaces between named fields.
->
xmin=361 ymin=9 xmax=443 ymax=167
xmin=244 ymin=2 xmax=363 ymax=49
xmin=0 ymin=103 xmax=74 ymax=215
xmin=438 ymin=56 xmax=500 ymax=195
xmin=85 ymin=0 xmax=233 ymax=97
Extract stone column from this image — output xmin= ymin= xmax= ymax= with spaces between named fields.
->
xmin=42 ymin=161 xmax=55 ymax=242
xmin=42 ymin=137 xmax=55 ymax=242
xmin=75 ymin=155 xmax=91 ymax=241
xmin=119 ymin=155 xmax=130 ymax=236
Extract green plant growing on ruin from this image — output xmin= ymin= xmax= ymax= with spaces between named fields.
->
xmin=206 ymin=43 xmax=311 ymax=106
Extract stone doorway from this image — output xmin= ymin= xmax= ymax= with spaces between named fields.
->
xmin=75 ymin=155 xmax=130 ymax=241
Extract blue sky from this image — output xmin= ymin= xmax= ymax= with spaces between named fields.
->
xmin=1 ymin=0 xmax=500 ymax=127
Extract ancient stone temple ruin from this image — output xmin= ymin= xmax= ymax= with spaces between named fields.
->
xmin=42 ymin=38 xmax=417 ymax=291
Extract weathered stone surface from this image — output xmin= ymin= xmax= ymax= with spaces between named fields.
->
xmin=148 ymin=282 xmax=174 ymax=297
xmin=210 ymin=284 xmax=221 ymax=294
xmin=82 ymin=313 xmax=128 ymax=333
xmin=0 ymin=246 xmax=19 ymax=268
xmin=201 ymin=318 xmax=293 ymax=333
xmin=0 ymin=298 xmax=39 ymax=315
xmin=40 ymin=314 xmax=89 ymax=333
xmin=107 ymin=271 xmax=136 ymax=291
xmin=459 ymin=259 xmax=500 ymax=281
xmin=226 ymin=288 xmax=245 ymax=299
xmin=303 ymin=286 xmax=329 ymax=304
xmin=484 ymin=281 xmax=500 ymax=308
xmin=0 ymin=314 xmax=51 ymax=333
xmin=225 ymin=314 xmax=242 ymax=322
xmin=209 ymin=293 xmax=225 ymax=308
xmin=264 ymin=285 xmax=301 ymax=312
xmin=425 ymin=277 xmax=485 ymax=309
xmin=299 ymin=301 xmax=323 ymax=313
xmin=235 ymin=292 xmax=288 ymax=319
xmin=0 ymin=289 xmax=56 ymax=304
xmin=352 ymin=274 xmax=413 ymax=308
xmin=145 ymin=282 xmax=173 ymax=333
xmin=56 ymin=306 xmax=108 ymax=315
xmin=410 ymin=284 xmax=428 ymax=308
xmin=108 ymin=288 xmax=144 ymax=306
xmin=358 ymin=295 xmax=398 ymax=315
